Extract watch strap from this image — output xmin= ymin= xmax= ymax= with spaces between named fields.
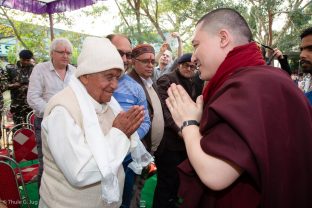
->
xmin=180 ymin=120 xmax=199 ymax=131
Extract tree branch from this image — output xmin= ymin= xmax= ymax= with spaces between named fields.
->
xmin=115 ymin=0 xmax=130 ymax=27
xmin=0 ymin=6 xmax=27 ymax=49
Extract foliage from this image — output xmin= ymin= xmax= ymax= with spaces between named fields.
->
xmin=0 ymin=24 xmax=14 ymax=38
xmin=1 ymin=1 xmax=311 ymax=73
xmin=7 ymin=45 xmax=16 ymax=64
xmin=114 ymin=0 xmax=249 ymax=51
xmin=0 ymin=5 xmax=94 ymax=63
xmin=114 ymin=0 xmax=311 ymax=72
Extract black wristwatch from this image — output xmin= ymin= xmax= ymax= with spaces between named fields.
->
xmin=180 ymin=120 xmax=199 ymax=131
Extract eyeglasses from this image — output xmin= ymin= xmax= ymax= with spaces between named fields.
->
xmin=54 ymin=50 xmax=72 ymax=56
xmin=134 ymin=58 xmax=156 ymax=65
xmin=182 ymin=63 xmax=196 ymax=70
xmin=254 ymin=41 xmax=274 ymax=51
xmin=118 ymin=50 xmax=132 ymax=59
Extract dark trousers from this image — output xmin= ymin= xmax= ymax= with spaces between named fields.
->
xmin=121 ymin=156 xmax=136 ymax=208
xmin=153 ymin=149 xmax=187 ymax=208
xmin=34 ymin=116 xmax=43 ymax=190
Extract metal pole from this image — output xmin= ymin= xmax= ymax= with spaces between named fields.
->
xmin=49 ymin=13 xmax=54 ymax=41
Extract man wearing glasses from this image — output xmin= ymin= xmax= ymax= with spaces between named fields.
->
xmin=107 ymin=34 xmax=151 ymax=208
xmin=27 ymin=37 xmax=76 ymax=189
xmin=128 ymin=44 xmax=165 ymax=207
xmin=153 ymin=53 xmax=202 ymax=207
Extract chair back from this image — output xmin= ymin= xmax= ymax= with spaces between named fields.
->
xmin=12 ymin=128 xmax=37 ymax=163
xmin=0 ymin=158 xmax=22 ymax=208
xmin=0 ymin=155 xmax=30 ymax=208
xmin=26 ymin=111 xmax=35 ymax=130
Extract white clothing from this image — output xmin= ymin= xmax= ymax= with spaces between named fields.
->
xmin=27 ymin=61 xmax=75 ymax=117
xmin=40 ymin=77 xmax=153 ymax=207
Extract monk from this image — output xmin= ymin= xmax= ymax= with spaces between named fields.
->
xmin=166 ymin=8 xmax=312 ymax=208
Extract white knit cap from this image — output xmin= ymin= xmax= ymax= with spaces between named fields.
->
xmin=76 ymin=37 xmax=124 ymax=77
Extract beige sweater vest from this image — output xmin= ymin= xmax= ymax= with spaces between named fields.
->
xmin=40 ymin=87 xmax=123 ymax=208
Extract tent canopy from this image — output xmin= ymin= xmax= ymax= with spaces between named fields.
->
xmin=1 ymin=0 xmax=105 ymax=14
xmin=1 ymin=0 xmax=106 ymax=40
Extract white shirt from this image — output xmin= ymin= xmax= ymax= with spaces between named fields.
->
xmin=152 ymin=62 xmax=173 ymax=83
xmin=41 ymin=104 xmax=129 ymax=187
xmin=140 ymin=76 xmax=154 ymax=88
xmin=27 ymin=61 xmax=75 ymax=117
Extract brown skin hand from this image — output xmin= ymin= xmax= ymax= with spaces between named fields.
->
xmin=113 ymin=105 xmax=145 ymax=138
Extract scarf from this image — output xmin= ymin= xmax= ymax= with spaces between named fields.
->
xmin=202 ymin=42 xmax=265 ymax=103
xmin=69 ymin=77 xmax=153 ymax=205
xmin=177 ymin=42 xmax=265 ymax=208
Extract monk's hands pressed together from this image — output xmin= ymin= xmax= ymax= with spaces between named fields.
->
xmin=113 ymin=105 xmax=144 ymax=138
xmin=166 ymin=83 xmax=203 ymax=128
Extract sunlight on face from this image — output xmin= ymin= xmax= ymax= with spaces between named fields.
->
xmin=51 ymin=43 xmax=72 ymax=68
xmin=191 ymin=23 xmax=225 ymax=81
xmin=81 ymin=68 xmax=122 ymax=103
xmin=133 ymin=53 xmax=155 ymax=79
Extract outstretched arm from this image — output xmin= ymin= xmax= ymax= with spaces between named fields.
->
xmin=171 ymin=32 xmax=183 ymax=58
xmin=273 ymin=48 xmax=291 ymax=75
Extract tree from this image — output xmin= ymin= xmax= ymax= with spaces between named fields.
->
xmin=115 ymin=0 xmax=311 ymax=72
xmin=114 ymin=0 xmax=246 ymax=49
xmin=0 ymin=4 xmax=105 ymax=63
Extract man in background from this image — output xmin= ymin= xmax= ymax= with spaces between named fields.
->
xmin=107 ymin=34 xmax=151 ymax=208
xmin=27 ymin=38 xmax=76 ymax=189
xmin=300 ymin=26 xmax=312 ymax=104
xmin=129 ymin=44 xmax=165 ymax=207
xmin=154 ymin=53 xmax=202 ymax=207
xmin=153 ymin=32 xmax=182 ymax=83
xmin=6 ymin=50 xmax=34 ymax=124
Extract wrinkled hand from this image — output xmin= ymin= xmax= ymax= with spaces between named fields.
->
xmin=166 ymin=83 xmax=203 ymax=128
xmin=273 ymin=48 xmax=283 ymax=59
xmin=113 ymin=105 xmax=144 ymax=138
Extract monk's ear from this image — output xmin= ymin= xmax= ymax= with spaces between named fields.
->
xmin=219 ymin=29 xmax=230 ymax=48
xmin=79 ymin=75 xmax=89 ymax=85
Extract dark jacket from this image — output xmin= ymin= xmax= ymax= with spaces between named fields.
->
xmin=178 ymin=66 xmax=312 ymax=208
xmin=156 ymin=70 xmax=200 ymax=153
xmin=278 ymin=55 xmax=291 ymax=75
xmin=128 ymin=69 xmax=162 ymax=152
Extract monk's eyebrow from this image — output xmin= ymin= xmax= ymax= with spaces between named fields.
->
xmin=300 ymin=45 xmax=312 ymax=51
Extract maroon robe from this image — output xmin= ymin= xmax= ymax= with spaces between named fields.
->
xmin=178 ymin=66 xmax=312 ymax=208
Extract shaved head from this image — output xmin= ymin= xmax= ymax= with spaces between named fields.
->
xmin=197 ymin=8 xmax=252 ymax=45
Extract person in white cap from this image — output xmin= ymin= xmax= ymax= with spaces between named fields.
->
xmin=39 ymin=37 xmax=153 ymax=208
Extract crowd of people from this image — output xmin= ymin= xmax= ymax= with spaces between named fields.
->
xmin=0 ymin=7 xmax=311 ymax=208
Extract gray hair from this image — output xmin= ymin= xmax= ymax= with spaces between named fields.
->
xmin=50 ymin=38 xmax=73 ymax=55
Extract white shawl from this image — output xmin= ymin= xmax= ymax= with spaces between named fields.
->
xmin=69 ymin=77 xmax=153 ymax=205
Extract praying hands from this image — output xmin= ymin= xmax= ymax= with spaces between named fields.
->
xmin=165 ymin=83 xmax=203 ymax=129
